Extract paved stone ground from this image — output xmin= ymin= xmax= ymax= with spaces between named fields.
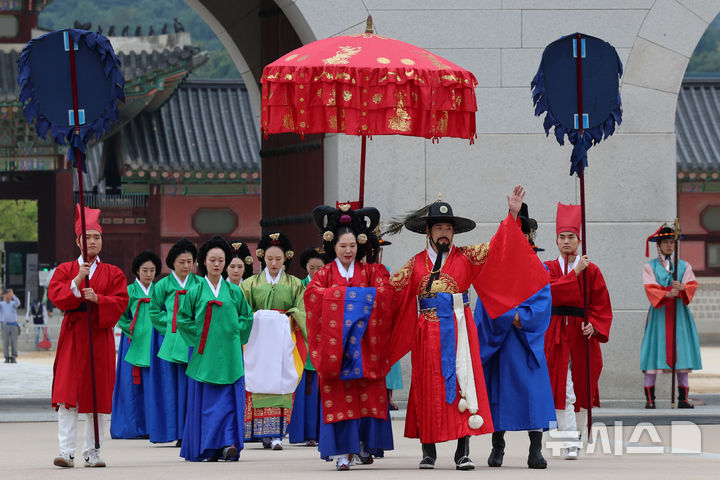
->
xmin=2 ymin=323 xmax=720 ymax=478
xmin=0 ymin=420 xmax=719 ymax=479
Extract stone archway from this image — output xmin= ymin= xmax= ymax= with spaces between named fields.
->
xmin=186 ymin=0 xmax=720 ymax=402
xmin=622 ymin=1 xmax=719 ymax=134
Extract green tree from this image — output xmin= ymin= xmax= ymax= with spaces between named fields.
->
xmin=0 ymin=200 xmax=38 ymax=242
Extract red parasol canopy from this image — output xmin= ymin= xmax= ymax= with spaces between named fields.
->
xmin=261 ymin=17 xmax=478 ymax=206
xmin=261 ymin=19 xmax=477 ymax=141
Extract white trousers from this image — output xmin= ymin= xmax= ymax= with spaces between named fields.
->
xmin=553 ymin=365 xmax=587 ymax=448
xmin=57 ymin=405 xmax=107 ymax=456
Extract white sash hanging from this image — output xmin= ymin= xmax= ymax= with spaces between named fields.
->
xmin=244 ymin=309 xmax=298 ymax=394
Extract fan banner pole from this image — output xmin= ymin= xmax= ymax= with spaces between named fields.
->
xmin=671 ymin=218 xmax=680 ymax=408
xmin=68 ymin=34 xmax=100 ymax=450
xmin=574 ymin=32 xmax=593 ymax=438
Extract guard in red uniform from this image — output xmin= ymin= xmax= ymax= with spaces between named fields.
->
xmin=49 ymin=205 xmax=129 ymax=468
xmin=544 ymin=203 xmax=612 ymax=459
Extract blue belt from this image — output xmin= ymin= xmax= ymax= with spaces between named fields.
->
xmin=418 ymin=291 xmax=469 ymax=312
xmin=3 ymin=322 xmax=19 ymax=326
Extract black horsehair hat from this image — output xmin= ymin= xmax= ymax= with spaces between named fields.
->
xmin=645 ymin=223 xmax=682 ymax=257
xmin=518 ymin=203 xmax=544 ymax=252
xmin=401 ymin=196 xmax=476 ymax=235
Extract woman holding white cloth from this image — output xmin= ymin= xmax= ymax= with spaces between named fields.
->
xmin=240 ymin=231 xmax=306 ymax=450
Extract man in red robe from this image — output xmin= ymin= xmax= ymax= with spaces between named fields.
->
xmin=544 ymin=203 xmax=612 ymax=460
xmin=388 ymin=186 xmax=532 ymax=471
xmin=49 ymin=205 xmax=129 ymax=468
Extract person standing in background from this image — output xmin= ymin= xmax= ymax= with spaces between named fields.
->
xmin=1 ymin=287 xmax=21 ymax=363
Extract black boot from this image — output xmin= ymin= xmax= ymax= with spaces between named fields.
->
xmin=527 ymin=431 xmax=547 ymax=469
xmin=487 ymin=431 xmax=505 ymax=467
xmin=678 ymin=386 xmax=694 ymax=409
xmin=644 ymin=386 xmax=656 ymax=409
xmin=454 ymin=436 xmax=475 ymax=470
xmin=419 ymin=443 xmax=436 ymax=469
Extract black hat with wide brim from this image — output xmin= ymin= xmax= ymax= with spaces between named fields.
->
xmin=405 ymin=202 xmax=476 ymax=234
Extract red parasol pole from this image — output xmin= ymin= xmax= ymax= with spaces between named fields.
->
xmin=358 ymin=134 xmax=367 ymax=208
xmin=357 ymin=16 xmax=374 ymax=209
xmin=575 ymin=32 xmax=593 ymax=439
xmin=68 ymin=32 xmax=101 ymax=450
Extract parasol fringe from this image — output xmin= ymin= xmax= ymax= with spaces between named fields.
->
xmin=382 ymin=201 xmax=434 ymax=237
xmin=530 ymin=33 xmax=623 ymax=176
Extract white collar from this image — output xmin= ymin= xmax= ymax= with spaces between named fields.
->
xmin=172 ymin=270 xmax=188 ymax=289
xmin=659 ymin=253 xmax=675 ymax=271
xmin=557 ymin=255 xmax=580 ymax=274
xmin=226 ymin=278 xmax=242 ymax=286
xmin=264 ymin=267 xmax=283 ymax=285
xmin=76 ymin=255 xmax=100 ymax=279
xmin=135 ymin=278 xmax=151 ymax=296
xmin=205 ymin=276 xmax=222 ymax=298
xmin=334 ymin=258 xmax=355 ymax=280
xmin=427 ymin=245 xmax=452 ymax=267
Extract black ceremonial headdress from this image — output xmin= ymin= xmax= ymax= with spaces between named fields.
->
xmin=312 ymin=203 xmax=380 ymax=261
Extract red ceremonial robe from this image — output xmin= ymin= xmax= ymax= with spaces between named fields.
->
xmin=543 ymin=259 xmax=612 ymax=411
xmin=305 ymin=260 xmax=393 ymax=424
xmin=389 ymin=243 xmax=494 ymax=444
xmin=49 ymin=259 xmax=129 ymax=413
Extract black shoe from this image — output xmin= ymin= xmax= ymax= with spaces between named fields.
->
xmin=357 ymin=454 xmax=374 ymax=465
xmin=222 ymin=445 xmax=238 ymax=460
xmin=455 ymin=456 xmax=475 ymax=470
xmin=678 ymin=386 xmax=694 ymax=409
xmin=10 ymin=358 xmax=16 ymax=363
xmin=418 ymin=456 xmax=435 ymax=469
xmin=644 ymin=386 xmax=656 ymax=409
xmin=389 ymin=402 xmax=399 ymax=411
xmin=3 ymin=359 xmax=9 ymax=364
xmin=175 ymin=439 xmax=182 ymax=447
xmin=488 ymin=431 xmax=505 ymax=467
xmin=527 ymin=431 xmax=547 ymax=469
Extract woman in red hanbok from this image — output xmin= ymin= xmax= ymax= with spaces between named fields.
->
xmin=305 ymin=204 xmax=394 ymax=470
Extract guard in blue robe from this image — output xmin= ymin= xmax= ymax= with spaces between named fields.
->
xmin=475 ymin=204 xmax=556 ymax=469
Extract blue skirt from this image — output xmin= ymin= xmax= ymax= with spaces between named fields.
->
xmin=180 ymin=376 xmax=245 ymax=461
xmin=147 ymin=329 xmax=188 ymax=443
xmin=288 ymin=369 xmax=320 ymax=443
xmin=110 ymin=333 xmax=148 ymax=439
xmin=318 ymin=406 xmax=394 ymax=460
